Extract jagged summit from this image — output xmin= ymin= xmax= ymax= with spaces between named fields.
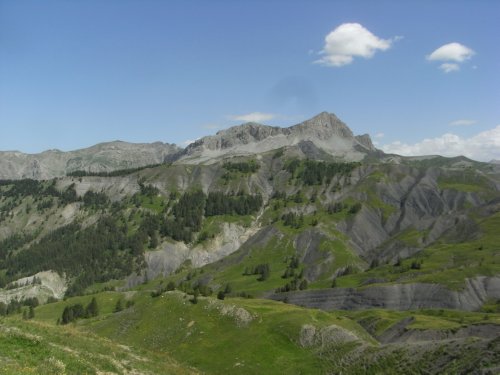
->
xmin=290 ymin=111 xmax=353 ymax=138
xmin=180 ymin=111 xmax=378 ymax=164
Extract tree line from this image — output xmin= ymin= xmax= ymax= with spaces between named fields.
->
xmin=284 ymin=159 xmax=359 ymax=185
xmin=66 ymin=163 xmax=165 ymax=177
xmin=222 ymin=160 xmax=260 ymax=174
xmin=160 ymin=190 xmax=262 ymax=243
xmin=4 ymin=217 xmax=143 ymax=296
xmin=60 ymin=297 xmax=98 ymax=324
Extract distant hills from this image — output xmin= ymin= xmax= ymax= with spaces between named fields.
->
xmin=0 ymin=141 xmax=180 ymax=180
xmin=2 ymin=112 xmax=494 ymax=180
xmin=0 ymin=112 xmax=379 ymax=179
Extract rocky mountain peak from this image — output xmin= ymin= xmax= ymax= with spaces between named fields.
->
xmin=290 ymin=111 xmax=355 ymax=141
xmin=180 ymin=111 xmax=379 ymax=163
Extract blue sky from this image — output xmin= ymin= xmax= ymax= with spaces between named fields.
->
xmin=1 ymin=0 xmax=499 ymax=160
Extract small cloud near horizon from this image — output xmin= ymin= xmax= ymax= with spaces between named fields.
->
xmin=315 ymin=23 xmax=398 ymax=67
xmin=449 ymin=119 xmax=477 ymax=126
xmin=228 ymin=112 xmax=277 ymax=123
xmin=381 ymin=125 xmax=500 ymax=162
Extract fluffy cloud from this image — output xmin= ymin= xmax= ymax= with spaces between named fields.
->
xmin=427 ymin=42 xmax=475 ymax=72
xmin=427 ymin=42 xmax=475 ymax=62
xmin=228 ymin=112 xmax=276 ymax=123
xmin=439 ymin=63 xmax=460 ymax=73
xmin=315 ymin=23 xmax=394 ymax=67
xmin=449 ymin=119 xmax=477 ymax=126
xmin=381 ymin=125 xmax=500 ymax=162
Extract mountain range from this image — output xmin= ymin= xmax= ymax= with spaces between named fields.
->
xmin=1 ymin=111 xmax=499 ymax=374
xmin=0 ymin=112 xmax=380 ymax=180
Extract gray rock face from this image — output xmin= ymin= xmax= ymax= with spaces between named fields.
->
xmin=270 ymin=276 xmax=500 ymax=311
xmin=336 ymin=164 xmax=496 ymax=263
xmin=179 ymin=112 xmax=377 ymax=164
xmin=0 ymin=271 xmax=67 ymax=304
xmin=0 ymin=141 xmax=181 ymax=180
xmin=379 ymin=321 xmax=500 ymax=344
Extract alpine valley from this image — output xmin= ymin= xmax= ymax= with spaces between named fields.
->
xmin=1 ymin=112 xmax=499 ymax=374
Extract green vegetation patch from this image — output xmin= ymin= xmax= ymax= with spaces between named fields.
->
xmin=438 ymin=169 xmax=493 ymax=194
xmin=0 ymin=317 xmax=191 ymax=374
xmin=88 ymin=291 xmax=371 ymax=374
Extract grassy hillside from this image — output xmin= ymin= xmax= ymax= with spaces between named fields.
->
xmin=334 ymin=212 xmax=500 ymax=290
xmin=1 ymin=156 xmax=500 ymax=374
xmin=2 ymin=286 xmax=496 ymax=374
xmin=30 ymin=289 xmax=371 ymax=374
xmin=0 ymin=317 xmax=195 ymax=375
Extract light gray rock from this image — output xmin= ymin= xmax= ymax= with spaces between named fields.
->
xmin=270 ymin=276 xmax=500 ymax=311
xmin=178 ymin=112 xmax=377 ymax=164
xmin=0 ymin=271 xmax=67 ymax=304
xmin=0 ymin=140 xmax=180 ymax=180
xmin=380 ymin=322 xmax=500 ymax=344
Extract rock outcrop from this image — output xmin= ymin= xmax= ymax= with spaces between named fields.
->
xmin=179 ymin=112 xmax=377 ymax=164
xmin=0 ymin=271 xmax=67 ymax=304
xmin=270 ymin=276 xmax=500 ymax=311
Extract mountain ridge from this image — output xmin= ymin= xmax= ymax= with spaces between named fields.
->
xmin=179 ymin=111 xmax=378 ymax=164
xmin=0 ymin=111 xmax=379 ymax=179
xmin=2 ymin=111 xmax=489 ymax=180
xmin=0 ymin=140 xmax=181 ymax=180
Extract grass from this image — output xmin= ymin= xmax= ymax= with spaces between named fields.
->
xmin=438 ymin=182 xmax=485 ymax=193
xmin=34 ymin=291 xmax=126 ymax=324
xmin=25 ymin=287 xmax=375 ymax=375
xmin=0 ymin=317 xmax=194 ymax=374
xmin=139 ymin=194 xmax=166 ymax=213
xmin=197 ymin=214 xmax=254 ymax=243
xmin=358 ymin=168 xmax=397 ymax=222
xmin=332 ymin=213 xmax=500 ymax=290
xmin=345 ymin=308 xmax=500 ymax=336
xmin=87 ymin=291 xmax=373 ymax=374
xmin=206 ymin=235 xmax=297 ymax=295
xmin=83 ymin=279 xmax=125 ymax=294
xmin=2 ymin=279 xmax=499 ymax=375
xmin=309 ymin=238 xmax=361 ymax=289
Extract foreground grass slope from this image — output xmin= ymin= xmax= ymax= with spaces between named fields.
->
xmin=13 ymin=287 xmax=497 ymax=374
xmin=32 ymin=290 xmax=372 ymax=374
xmin=0 ymin=317 xmax=196 ymax=375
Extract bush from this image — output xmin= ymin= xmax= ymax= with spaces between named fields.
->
xmin=114 ymin=299 xmax=124 ymax=312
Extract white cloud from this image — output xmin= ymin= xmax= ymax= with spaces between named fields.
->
xmin=228 ymin=112 xmax=276 ymax=123
xmin=427 ymin=42 xmax=475 ymax=73
xmin=381 ymin=125 xmax=500 ymax=162
xmin=427 ymin=42 xmax=475 ymax=62
xmin=315 ymin=23 xmax=394 ymax=67
xmin=449 ymin=119 xmax=477 ymax=126
xmin=375 ymin=132 xmax=385 ymax=139
xmin=439 ymin=63 xmax=460 ymax=73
